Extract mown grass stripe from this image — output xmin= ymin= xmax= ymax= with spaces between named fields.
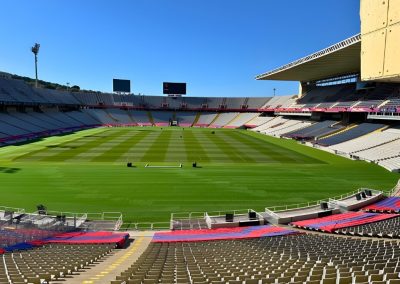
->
xmin=92 ymin=130 xmax=151 ymax=162
xmin=183 ymin=129 xmax=210 ymax=163
xmin=232 ymin=130 xmax=324 ymax=164
xmin=193 ymin=131 xmax=235 ymax=163
xmin=217 ymin=130 xmax=275 ymax=163
xmin=164 ymin=130 xmax=187 ymax=162
xmin=12 ymin=128 xmax=108 ymax=161
xmin=41 ymin=129 xmax=128 ymax=162
xmin=215 ymin=131 xmax=258 ymax=163
xmin=140 ymin=130 xmax=173 ymax=162
xmin=201 ymin=131 xmax=245 ymax=162
xmin=225 ymin=130 xmax=295 ymax=163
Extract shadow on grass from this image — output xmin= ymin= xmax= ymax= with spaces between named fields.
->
xmin=0 ymin=167 xmax=21 ymax=174
xmin=6 ymin=131 xmax=79 ymax=147
xmin=46 ymin=145 xmax=78 ymax=149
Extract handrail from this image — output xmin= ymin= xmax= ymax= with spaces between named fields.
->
xmin=171 ymin=209 xmax=254 ymax=222
xmin=205 ymin=209 xmax=253 ymax=217
xmin=170 ymin=211 xmax=207 ymax=221
xmin=119 ymin=222 xmax=170 ymax=231
xmin=0 ymin=206 xmax=25 ymax=214
xmin=265 ymin=187 xmax=383 ymax=212
xmin=386 ymin=179 xmax=400 ymax=196
xmin=114 ymin=214 xmax=123 ymax=230
xmin=42 ymin=210 xmax=122 ymax=221
xmin=75 ymin=213 xmax=88 ymax=228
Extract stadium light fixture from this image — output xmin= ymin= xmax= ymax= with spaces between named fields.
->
xmin=273 ymin=88 xmax=276 ymax=97
xmin=31 ymin=43 xmax=40 ymax=88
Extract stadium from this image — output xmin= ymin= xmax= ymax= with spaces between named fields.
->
xmin=1 ymin=0 xmax=400 ymax=283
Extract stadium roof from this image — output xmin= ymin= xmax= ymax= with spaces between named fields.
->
xmin=256 ymin=34 xmax=361 ymax=82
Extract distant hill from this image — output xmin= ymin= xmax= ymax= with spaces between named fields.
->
xmin=0 ymin=71 xmax=98 ymax=93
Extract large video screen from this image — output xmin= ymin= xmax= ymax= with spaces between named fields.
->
xmin=163 ymin=82 xmax=186 ymax=95
xmin=113 ymin=79 xmax=131 ymax=93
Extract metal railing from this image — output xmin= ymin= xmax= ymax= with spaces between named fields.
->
xmin=119 ymin=222 xmax=170 ymax=231
xmin=0 ymin=206 xmax=25 ymax=214
xmin=265 ymin=187 xmax=383 ymax=213
xmin=205 ymin=209 xmax=254 ymax=217
xmin=386 ymin=179 xmax=400 ymax=196
xmin=170 ymin=211 xmax=207 ymax=221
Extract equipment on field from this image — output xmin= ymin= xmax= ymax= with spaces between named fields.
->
xmin=56 ymin=215 xmax=66 ymax=223
xmin=37 ymin=204 xmax=47 ymax=215
xmin=127 ymin=162 xmax=132 ymax=167
xmin=192 ymin=162 xmax=197 ymax=168
xmin=320 ymin=202 xmax=329 ymax=210
xmin=225 ymin=213 xmax=234 ymax=222
xmin=248 ymin=211 xmax=257 ymax=220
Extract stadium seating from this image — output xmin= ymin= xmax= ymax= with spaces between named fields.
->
xmin=251 ymin=116 xmax=288 ymax=132
xmin=379 ymin=157 xmax=400 ymax=172
xmin=244 ymin=116 xmax=275 ymax=128
xmin=246 ymin=97 xmax=271 ymax=109
xmin=65 ymin=110 xmax=101 ymax=126
xmin=225 ymin=98 xmax=245 ymax=109
xmin=291 ymin=211 xmax=398 ymax=232
xmin=223 ymin=113 xmax=260 ymax=128
xmin=106 ymin=109 xmax=136 ymax=124
xmin=316 ymin=123 xmax=386 ymax=146
xmin=262 ymin=95 xmax=295 ymax=108
xmin=333 ymin=101 xmax=358 ymax=108
xmin=336 ymin=216 xmax=400 ymax=238
xmin=151 ymin=111 xmax=174 ymax=126
xmin=1 ymin=244 xmax=114 ymax=283
xmin=112 ymin=234 xmax=400 ymax=284
xmin=72 ymin=92 xmax=99 ymax=105
xmin=364 ymin=197 xmax=400 ymax=213
xmin=260 ymin=120 xmax=313 ymax=137
xmin=353 ymin=139 xmax=400 ymax=162
xmin=126 ymin=110 xmax=151 ymax=126
xmin=283 ymin=120 xmax=342 ymax=139
xmin=195 ymin=112 xmax=218 ymax=127
xmin=383 ymin=98 xmax=400 ymax=109
xmin=297 ymin=84 xmax=356 ymax=105
xmin=184 ymin=96 xmax=207 ymax=109
xmin=354 ymin=99 xmax=386 ymax=109
xmin=209 ymin=113 xmax=239 ymax=128
xmin=175 ymin=112 xmax=198 ymax=127
xmin=329 ymin=128 xmax=400 ymax=155
xmin=152 ymin=225 xmax=296 ymax=242
xmin=83 ymin=109 xmax=117 ymax=124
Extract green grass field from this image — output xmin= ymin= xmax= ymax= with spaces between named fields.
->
xmin=0 ymin=127 xmax=398 ymax=223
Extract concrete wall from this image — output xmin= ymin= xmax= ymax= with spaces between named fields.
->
xmin=361 ymin=0 xmax=400 ymax=82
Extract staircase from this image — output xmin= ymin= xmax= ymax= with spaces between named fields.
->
xmin=127 ymin=111 xmax=138 ymax=125
xmin=223 ymin=113 xmax=241 ymax=128
xmin=147 ymin=111 xmax=155 ymax=126
xmin=192 ymin=113 xmax=201 ymax=127
xmin=208 ymin=113 xmax=221 ymax=127
xmin=318 ymin=124 xmax=357 ymax=140
xmin=105 ymin=110 xmax=119 ymax=123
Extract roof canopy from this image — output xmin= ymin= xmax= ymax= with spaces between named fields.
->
xmin=256 ymin=34 xmax=361 ymax=82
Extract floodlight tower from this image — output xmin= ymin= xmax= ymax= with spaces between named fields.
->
xmin=31 ymin=43 xmax=40 ymax=88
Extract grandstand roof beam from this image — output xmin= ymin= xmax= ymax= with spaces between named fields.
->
xmin=255 ymin=34 xmax=361 ymax=82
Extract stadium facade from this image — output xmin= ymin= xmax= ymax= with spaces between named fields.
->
xmin=1 ymin=1 xmax=400 ymax=283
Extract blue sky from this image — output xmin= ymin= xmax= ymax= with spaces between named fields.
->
xmin=0 ymin=0 xmax=360 ymax=97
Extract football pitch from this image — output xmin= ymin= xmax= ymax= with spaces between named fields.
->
xmin=0 ymin=127 xmax=398 ymax=223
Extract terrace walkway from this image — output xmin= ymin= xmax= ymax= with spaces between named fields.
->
xmin=56 ymin=231 xmax=154 ymax=284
